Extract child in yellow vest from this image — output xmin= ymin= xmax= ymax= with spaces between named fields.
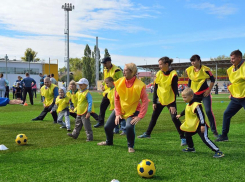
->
xmin=50 ymin=87 xmax=73 ymax=131
xmin=105 ymin=77 xmax=126 ymax=135
xmin=177 ymin=88 xmax=224 ymax=158
xmin=67 ymin=80 xmax=99 ymax=122
xmin=67 ymin=78 xmax=93 ymax=141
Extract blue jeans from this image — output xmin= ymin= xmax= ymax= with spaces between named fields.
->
xmin=113 ymin=119 xmax=126 ymax=133
xmin=222 ymin=97 xmax=245 ymax=137
xmin=104 ymin=110 xmax=139 ymax=148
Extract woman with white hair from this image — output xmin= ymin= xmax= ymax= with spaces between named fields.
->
xmin=98 ymin=63 xmax=149 ymax=153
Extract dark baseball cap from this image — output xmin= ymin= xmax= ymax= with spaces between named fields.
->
xmin=101 ymin=57 xmax=111 ymax=63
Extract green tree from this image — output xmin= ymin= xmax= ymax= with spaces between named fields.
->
xmin=141 ymin=77 xmax=151 ymax=85
xmin=58 ymin=66 xmax=67 ymax=75
xmin=84 ymin=44 xmax=91 ymax=58
xmin=82 ymin=45 xmax=93 ymax=85
xmin=104 ymin=48 xmax=110 ymax=58
xmin=21 ymin=48 xmax=40 ymax=62
xmin=69 ymin=58 xmax=82 ymax=71
xmin=72 ymin=70 xmax=83 ymax=81
xmin=210 ymin=53 xmax=245 ymax=61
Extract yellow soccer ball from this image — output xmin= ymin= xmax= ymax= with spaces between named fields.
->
xmin=15 ymin=134 xmax=28 ymax=145
xmin=137 ymin=159 xmax=156 ymax=178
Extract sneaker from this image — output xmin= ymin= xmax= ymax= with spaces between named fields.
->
xmin=213 ymin=151 xmax=224 ymax=158
xmin=94 ymin=123 xmax=104 ymax=128
xmin=67 ymin=133 xmax=77 ymax=139
xmin=213 ymin=131 xmax=219 ymax=138
xmin=181 ymin=138 xmax=187 ymax=146
xmin=60 ymin=126 xmax=66 ymax=129
xmin=67 ymin=129 xmax=71 ymax=132
xmin=97 ymin=141 xmax=108 ymax=146
xmin=113 ymin=131 xmax=119 ymax=134
xmin=182 ymin=147 xmax=196 ymax=152
xmin=120 ymin=132 xmax=126 ymax=136
xmin=215 ymin=135 xmax=228 ymax=142
xmin=128 ymin=147 xmax=135 ymax=153
xmin=137 ymin=133 xmax=151 ymax=138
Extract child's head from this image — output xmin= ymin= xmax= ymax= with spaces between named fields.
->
xmin=69 ymin=80 xmax=77 ymax=91
xmin=105 ymin=77 xmax=114 ymax=88
xmin=77 ymin=78 xmax=89 ymax=90
xmin=16 ymin=83 xmax=20 ymax=87
xmin=181 ymin=88 xmax=194 ymax=103
xmin=59 ymin=87 xmax=66 ymax=97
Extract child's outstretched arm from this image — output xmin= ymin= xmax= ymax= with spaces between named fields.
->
xmin=176 ymin=109 xmax=185 ymax=119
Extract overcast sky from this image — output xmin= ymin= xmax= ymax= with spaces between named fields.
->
xmin=0 ymin=0 xmax=244 ymax=69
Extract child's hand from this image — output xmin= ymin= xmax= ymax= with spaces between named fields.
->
xmin=176 ymin=115 xmax=181 ymax=119
xmin=85 ymin=112 xmax=90 ymax=119
xmin=153 ymin=104 xmax=157 ymax=110
xmin=43 ymin=103 xmax=46 ymax=107
xmin=201 ymin=126 xmax=205 ymax=133
xmin=50 ymin=111 xmax=52 ymax=114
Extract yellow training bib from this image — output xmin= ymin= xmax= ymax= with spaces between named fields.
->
xmin=41 ymin=84 xmax=57 ymax=107
xmin=155 ymin=70 xmax=177 ymax=105
xmin=55 ymin=96 xmax=70 ymax=113
xmin=227 ymin=62 xmax=245 ymax=98
xmin=186 ymin=65 xmax=211 ymax=93
xmin=114 ymin=77 xmax=145 ymax=119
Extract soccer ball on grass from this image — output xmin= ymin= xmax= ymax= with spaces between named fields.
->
xmin=137 ymin=159 xmax=156 ymax=178
xmin=15 ymin=134 xmax=28 ymax=145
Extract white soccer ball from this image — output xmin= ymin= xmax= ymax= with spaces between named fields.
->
xmin=111 ymin=179 xmax=120 ymax=182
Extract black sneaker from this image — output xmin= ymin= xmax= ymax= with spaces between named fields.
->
xmin=213 ymin=151 xmax=224 ymax=158
xmin=32 ymin=117 xmax=42 ymax=121
xmin=215 ymin=135 xmax=228 ymax=142
xmin=94 ymin=123 xmax=104 ymax=128
xmin=182 ymin=147 xmax=196 ymax=152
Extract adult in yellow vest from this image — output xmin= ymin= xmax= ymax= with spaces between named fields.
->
xmin=94 ymin=57 xmax=123 ymax=128
xmin=32 ymin=77 xmax=58 ymax=123
xmin=216 ymin=50 xmax=245 ymax=142
xmin=186 ymin=54 xmax=218 ymax=137
xmin=98 ymin=63 xmax=149 ymax=153
xmin=138 ymin=57 xmax=186 ymax=146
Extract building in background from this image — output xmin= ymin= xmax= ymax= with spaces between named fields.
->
xmin=0 ymin=59 xmax=58 ymax=89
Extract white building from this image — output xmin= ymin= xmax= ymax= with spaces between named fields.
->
xmin=0 ymin=59 xmax=58 ymax=89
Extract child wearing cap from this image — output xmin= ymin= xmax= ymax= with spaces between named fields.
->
xmin=67 ymin=78 xmax=93 ymax=141
xmin=51 ymin=87 xmax=73 ymax=131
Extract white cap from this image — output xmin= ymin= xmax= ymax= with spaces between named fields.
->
xmin=76 ymin=78 xmax=89 ymax=85
xmin=60 ymin=87 xmax=66 ymax=94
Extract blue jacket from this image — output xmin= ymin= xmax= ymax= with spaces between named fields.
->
xmin=0 ymin=98 xmax=10 ymax=106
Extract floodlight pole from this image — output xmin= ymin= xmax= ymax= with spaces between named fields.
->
xmin=95 ymin=37 xmax=99 ymax=87
xmin=62 ymin=3 xmax=74 ymax=88
xmin=5 ymin=54 xmax=8 ymax=79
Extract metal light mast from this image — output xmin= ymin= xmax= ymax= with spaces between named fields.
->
xmin=62 ymin=3 xmax=74 ymax=88
xmin=95 ymin=37 xmax=99 ymax=87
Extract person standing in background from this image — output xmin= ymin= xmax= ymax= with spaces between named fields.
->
xmin=20 ymin=73 xmax=36 ymax=105
xmin=0 ymin=73 xmax=9 ymax=98
xmin=50 ymin=73 xmax=58 ymax=85
xmin=32 ymin=82 xmax=37 ymax=98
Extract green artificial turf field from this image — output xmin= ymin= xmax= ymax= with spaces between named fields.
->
xmin=0 ymin=92 xmax=244 ymax=182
